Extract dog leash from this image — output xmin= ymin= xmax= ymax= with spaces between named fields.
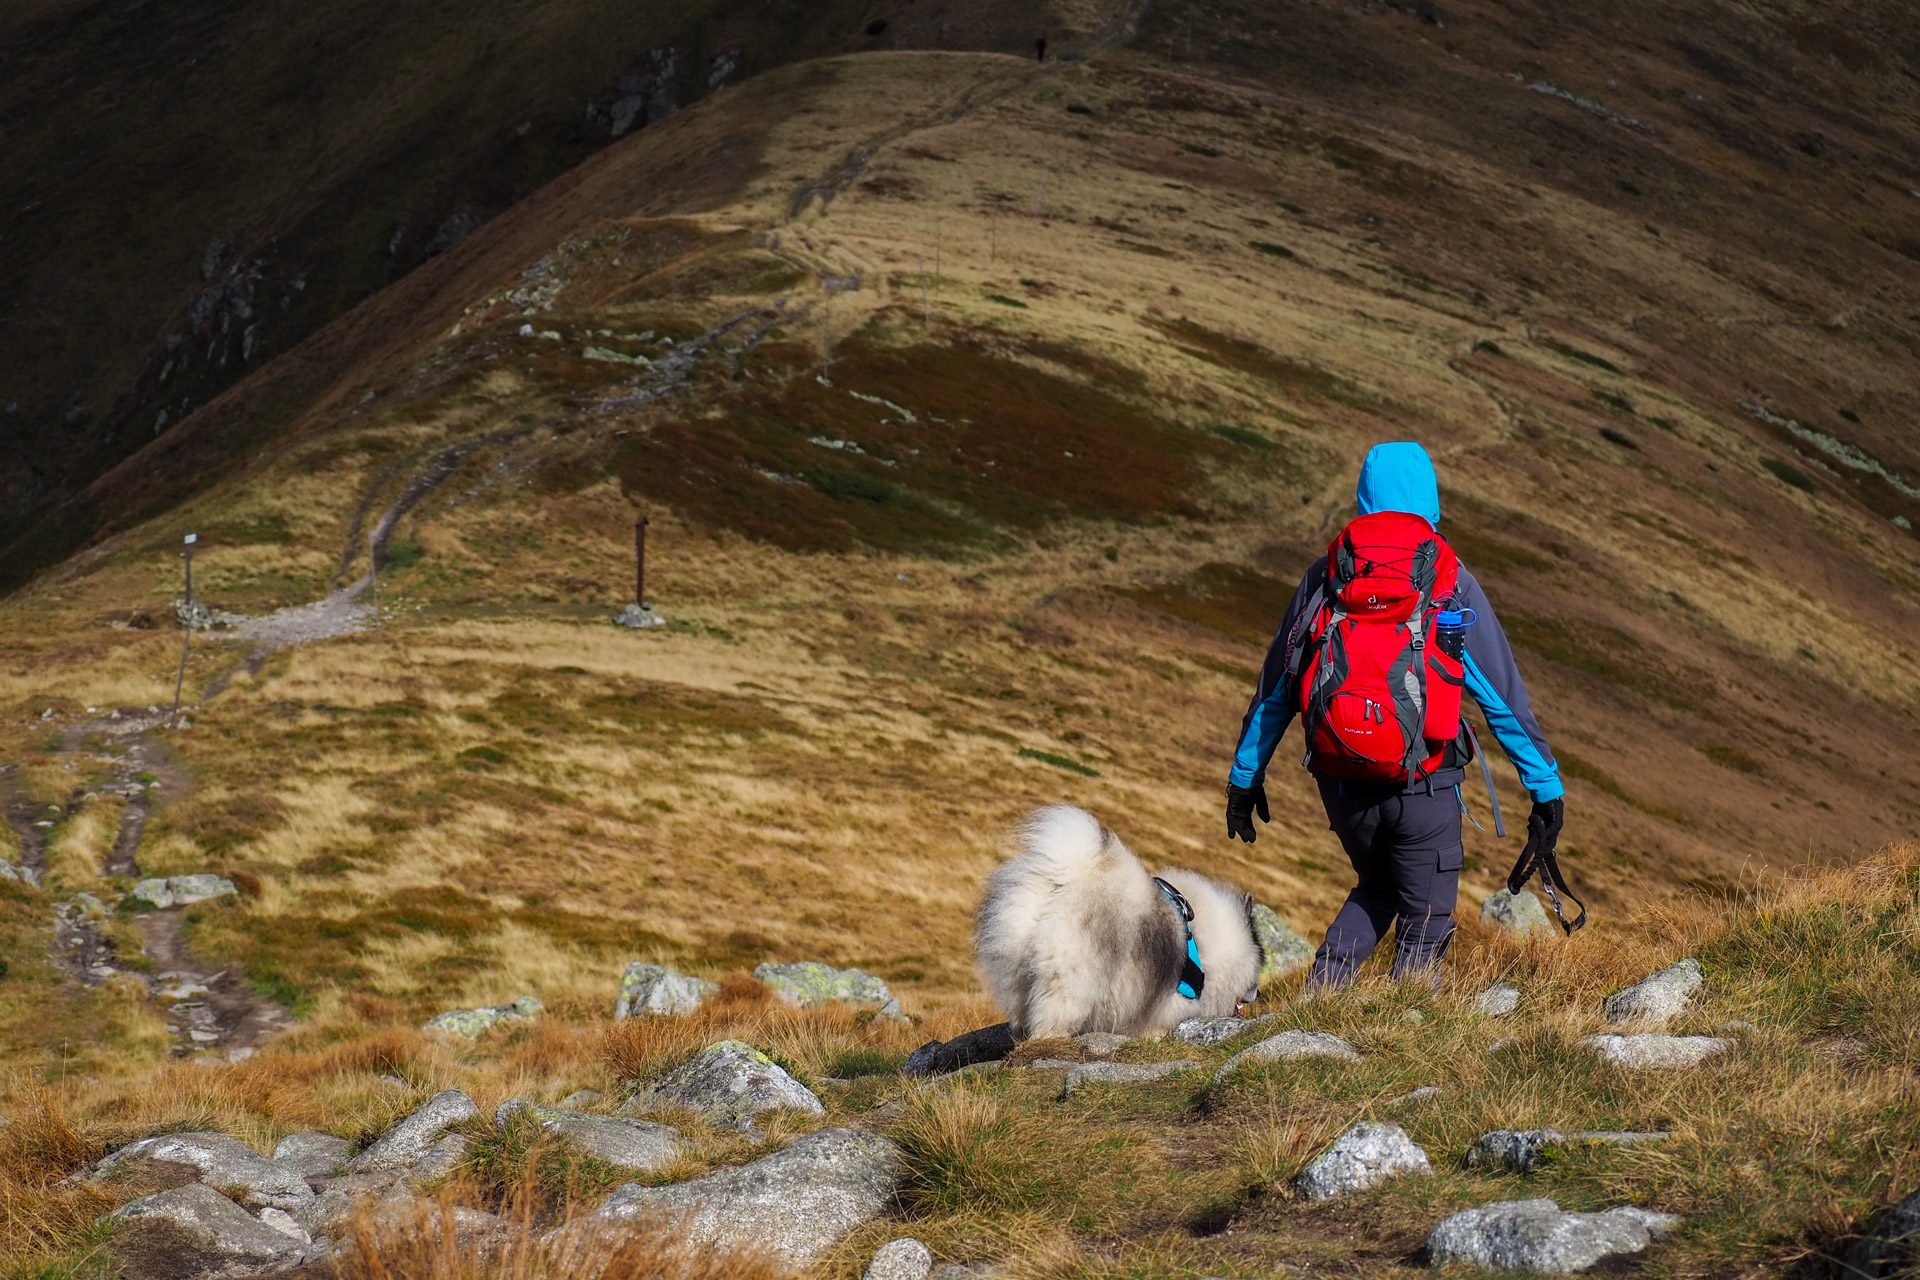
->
xmin=1152 ymin=877 xmax=1207 ymax=999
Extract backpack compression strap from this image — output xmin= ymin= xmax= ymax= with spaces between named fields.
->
xmin=1506 ymin=836 xmax=1587 ymax=935
xmin=1153 ymin=877 xmax=1207 ymax=999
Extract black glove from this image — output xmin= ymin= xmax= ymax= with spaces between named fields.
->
xmin=1508 ymin=796 xmax=1584 ymax=934
xmin=1520 ymin=798 xmax=1565 ymax=875
xmin=1225 ymin=783 xmax=1271 ymax=843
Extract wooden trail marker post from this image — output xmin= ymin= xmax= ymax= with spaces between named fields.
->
xmin=634 ymin=514 xmax=650 ymax=607
xmin=167 ymin=532 xmax=196 ymax=727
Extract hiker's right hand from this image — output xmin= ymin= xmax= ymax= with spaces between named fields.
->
xmin=1226 ymin=784 xmax=1271 ymax=843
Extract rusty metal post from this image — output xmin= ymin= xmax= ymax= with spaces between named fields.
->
xmin=634 ymin=513 xmax=650 ymax=607
xmin=168 ymin=532 xmax=197 ymax=727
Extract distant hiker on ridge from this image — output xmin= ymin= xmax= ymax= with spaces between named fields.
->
xmin=1224 ymin=441 xmax=1580 ymax=987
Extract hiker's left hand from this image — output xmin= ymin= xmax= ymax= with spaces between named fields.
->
xmin=1524 ymin=797 xmax=1564 ymax=863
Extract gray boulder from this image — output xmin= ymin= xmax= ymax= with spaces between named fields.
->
xmin=1212 ymin=1030 xmax=1360 ymax=1086
xmin=422 ymin=995 xmax=542 ymax=1037
xmin=1427 ymin=1197 xmax=1680 ymax=1272
xmin=1845 ymin=1188 xmax=1920 ymax=1279
xmin=616 ymin=963 xmax=717 ymax=1018
xmin=629 ymin=1039 xmax=823 ymax=1131
xmin=1584 ymin=1034 xmax=1730 ymax=1069
xmin=404 ymin=1134 xmax=468 ymax=1186
xmin=1603 ymin=958 xmax=1703 ymax=1027
xmin=1293 ymin=1121 xmax=1430 ymax=1200
xmin=866 ymin=1237 xmax=934 ymax=1280
xmin=347 ymin=1090 xmax=478 ymax=1173
xmin=902 ymin=1023 xmax=1016 ymax=1077
xmin=1071 ymin=1031 xmax=1132 ymax=1057
xmin=1475 ymin=982 xmax=1522 ymax=1016
xmin=755 ymin=961 xmax=896 ymax=1012
xmin=104 ymin=1183 xmax=305 ymax=1272
xmin=1466 ymin=1129 xmax=1671 ymax=1173
xmin=271 ymin=1132 xmax=353 ymax=1181
xmin=572 ymin=1127 xmax=902 ymax=1266
xmin=131 ymin=874 xmax=238 ymax=908
xmin=94 ymin=1132 xmax=313 ymax=1210
xmin=496 ymin=1100 xmax=681 ymax=1172
xmin=1060 ymin=1060 xmax=1198 ymax=1097
xmin=1252 ymin=904 xmax=1315 ymax=982
xmin=1481 ymin=888 xmax=1553 ymax=936
xmin=1173 ymin=1014 xmax=1274 ymax=1046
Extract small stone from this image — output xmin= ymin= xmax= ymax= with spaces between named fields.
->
xmin=1402 ymin=1009 xmax=1427 ymax=1025
xmin=1466 ymin=1129 xmax=1672 ymax=1173
xmin=1387 ymin=1085 xmax=1443 ymax=1106
xmin=1071 ymin=1031 xmax=1132 ymax=1058
xmin=1427 ymin=1197 xmax=1680 ymax=1272
xmin=1252 ymin=903 xmax=1315 ymax=982
xmin=754 ymin=960 xmax=894 ymax=1009
xmin=256 ymin=1205 xmax=311 ymax=1242
xmin=1475 ymin=982 xmax=1522 ymax=1016
xmin=496 ymin=1101 xmax=681 ymax=1172
xmin=865 ymin=1237 xmax=934 ymax=1280
xmin=130 ymin=874 xmax=238 ymax=909
xmin=1584 ymin=1033 xmax=1730 ymax=1069
xmin=628 ymin=1039 xmax=823 ymax=1132
xmin=568 ymin=1127 xmax=901 ymax=1267
xmin=1486 ymin=1038 xmax=1518 ymax=1055
xmin=616 ymin=963 xmax=717 ymax=1018
xmin=902 ymin=1023 xmax=1016 ymax=1077
xmin=104 ymin=1184 xmax=306 ymax=1268
xmin=1481 ymin=888 xmax=1553 ymax=936
xmin=614 ymin=603 xmax=666 ymax=629
xmin=271 ymin=1132 xmax=354 ymax=1180
xmin=347 ymin=1090 xmax=479 ymax=1173
xmin=1845 ymin=1188 xmax=1920 ymax=1279
xmin=1060 ymin=1060 xmax=1198 ymax=1097
xmin=422 ymin=995 xmax=543 ymax=1038
xmin=1293 ymin=1121 xmax=1430 ymax=1200
xmin=1604 ymin=958 xmax=1703 ymax=1027
xmin=1212 ymin=1030 xmax=1359 ymax=1086
xmin=94 ymin=1132 xmax=313 ymax=1210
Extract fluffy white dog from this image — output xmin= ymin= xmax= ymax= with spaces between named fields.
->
xmin=974 ymin=805 xmax=1265 ymax=1038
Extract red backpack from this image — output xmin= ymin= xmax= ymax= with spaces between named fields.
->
xmin=1294 ymin=511 xmax=1464 ymax=784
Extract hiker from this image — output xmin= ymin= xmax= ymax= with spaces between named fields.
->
xmin=1223 ymin=441 xmax=1574 ymax=986
xmin=1035 ymin=36 xmax=1047 ymax=61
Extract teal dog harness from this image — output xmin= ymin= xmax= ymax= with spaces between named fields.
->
xmin=1153 ymin=877 xmax=1207 ymax=1000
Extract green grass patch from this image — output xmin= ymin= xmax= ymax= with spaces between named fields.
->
xmin=1544 ymin=340 xmax=1622 ymax=373
xmin=984 ymin=293 xmax=1029 ymax=309
xmin=1699 ymin=744 xmax=1764 ymax=775
xmin=1018 ymin=747 xmax=1100 ymax=777
xmin=1248 ymin=241 xmax=1295 ymax=258
xmin=1763 ymin=456 xmax=1817 ymax=493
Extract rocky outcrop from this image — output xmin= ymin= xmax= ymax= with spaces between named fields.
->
xmin=1294 ymin=1122 xmax=1430 ymax=1200
xmin=346 ymin=1090 xmax=478 ymax=1173
xmin=1583 ymin=1034 xmax=1730 ymax=1069
xmin=271 ymin=1132 xmax=353 ymax=1181
xmin=903 ymin=1023 xmax=1016 ymax=1077
xmin=105 ymin=1183 xmax=306 ymax=1273
xmin=130 ymin=874 xmax=237 ymax=908
xmin=1466 ymin=1129 xmax=1671 ymax=1173
xmin=754 ymin=961 xmax=900 ymax=1015
xmin=1251 ymin=904 xmax=1315 ymax=981
xmin=628 ymin=1039 xmax=824 ymax=1132
xmin=1603 ymin=959 xmax=1703 ymax=1027
xmin=496 ymin=1100 xmax=680 ymax=1172
xmin=423 ymin=995 xmax=543 ymax=1037
xmin=1481 ymin=889 xmax=1552 ymax=936
xmin=1427 ymin=1197 xmax=1679 ymax=1272
xmin=865 ymin=1237 xmax=934 ymax=1280
xmin=1060 ymin=1060 xmax=1198 ymax=1097
xmin=571 ymin=1127 xmax=902 ymax=1266
xmin=1212 ymin=1030 xmax=1360 ymax=1086
xmin=1173 ymin=1014 xmax=1275 ymax=1046
xmin=94 ymin=1132 xmax=313 ymax=1210
xmin=615 ymin=962 xmax=715 ymax=1018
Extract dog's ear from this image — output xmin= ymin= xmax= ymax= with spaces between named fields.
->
xmin=1242 ymin=891 xmax=1255 ymax=918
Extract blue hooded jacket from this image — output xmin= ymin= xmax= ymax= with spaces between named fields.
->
xmin=1228 ymin=442 xmax=1563 ymax=802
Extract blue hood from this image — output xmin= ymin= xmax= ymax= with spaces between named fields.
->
xmin=1356 ymin=441 xmax=1440 ymax=527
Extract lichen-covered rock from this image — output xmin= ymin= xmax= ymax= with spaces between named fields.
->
xmin=347 ymin=1090 xmax=479 ymax=1173
xmin=94 ymin=1131 xmax=313 ymax=1210
xmin=614 ymin=603 xmax=666 ymax=629
xmin=902 ymin=1023 xmax=1016 ymax=1077
xmin=104 ymin=1183 xmax=305 ymax=1271
xmin=404 ymin=1134 xmax=468 ymax=1186
xmin=615 ymin=963 xmax=717 ymax=1019
xmin=0 ymin=858 xmax=38 ymax=887
xmin=754 ymin=961 xmax=894 ymax=1009
xmin=1845 ymin=1188 xmax=1920 ymax=1279
xmin=1172 ymin=1015 xmax=1271 ymax=1046
xmin=1476 ymin=982 xmax=1522 ymax=1016
xmin=1212 ymin=1030 xmax=1360 ymax=1086
xmin=1584 ymin=1034 xmax=1730 ymax=1069
xmin=1466 ymin=1129 xmax=1671 ymax=1173
xmin=131 ymin=874 xmax=237 ymax=909
xmin=1481 ymin=888 xmax=1552 ymax=936
xmin=1426 ymin=1197 xmax=1680 ymax=1272
xmin=1603 ymin=958 xmax=1703 ymax=1027
xmin=1070 ymin=1031 xmax=1132 ymax=1057
xmin=1252 ymin=904 xmax=1315 ymax=981
xmin=865 ymin=1237 xmax=934 ymax=1280
xmin=496 ymin=1100 xmax=681 ymax=1172
xmin=1060 ymin=1060 xmax=1198 ymax=1097
xmin=271 ymin=1132 xmax=353 ymax=1181
xmin=630 ymin=1039 xmax=823 ymax=1131
xmin=1293 ymin=1122 xmax=1430 ymax=1200
xmin=256 ymin=1206 xmax=310 ymax=1243
xmin=573 ymin=1127 xmax=901 ymax=1266
xmin=422 ymin=995 xmax=543 ymax=1037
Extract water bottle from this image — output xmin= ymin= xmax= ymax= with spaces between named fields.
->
xmin=1433 ymin=607 xmax=1475 ymax=661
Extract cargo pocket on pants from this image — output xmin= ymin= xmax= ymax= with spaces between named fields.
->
xmin=1436 ymin=843 xmax=1464 ymax=873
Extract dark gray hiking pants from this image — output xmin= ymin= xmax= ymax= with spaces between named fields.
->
xmin=1306 ymin=778 xmax=1463 ymax=987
